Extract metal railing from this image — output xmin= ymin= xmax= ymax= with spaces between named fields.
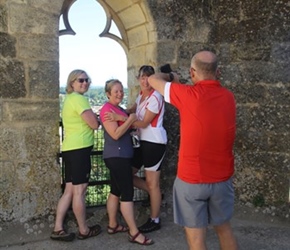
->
xmin=58 ymin=121 xmax=147 ymax=207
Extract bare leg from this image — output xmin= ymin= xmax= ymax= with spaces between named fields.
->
xmin=213 ymin=222 xmax=238 ymax=250
xmin=184 ymin=227 xmax=207 ymax=250
xmin=106 ymin=193 xmax=120 ymax=228
xmin=53 ymin=183 xmax=73 ymax=231
xmin=72 ymin=183 xmax=89 ymax=235
xmin=120 ymin=201 xmax=152 ymax=244
xmin=145 ymin=170 xmax=161 ymax=218
xmin=132 ymin=167 xmax=149 ymax=192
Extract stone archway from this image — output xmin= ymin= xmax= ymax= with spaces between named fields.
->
xmin=60 ymin=0 xmax=157 ymax=104
xmin=0 ymin=0 xmax=159 ymax=224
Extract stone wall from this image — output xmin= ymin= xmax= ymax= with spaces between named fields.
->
xmin=0 ymin=0 xmax=290 ymax=228
xmin=0 ymin=0 xmax=63 ymax=222
xmin=148 ymin=0 xmax=290 ymax=207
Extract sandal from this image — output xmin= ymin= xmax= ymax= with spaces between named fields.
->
xmin=107 ymin=224 xmax=128 ymax=234
xmin=77 ymin=224 xmax=102 ymax=240
xmin=50 ymin=229 xmax=75 ymax=242
xmin=128 ymin=231 xmax=154 ymax=246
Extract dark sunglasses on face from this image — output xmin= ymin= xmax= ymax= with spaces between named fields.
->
xmin=77 ymin=78 xmax=90 ymax=83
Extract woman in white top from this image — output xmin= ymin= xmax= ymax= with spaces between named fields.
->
xmin=128 ymin=65 xmax=167 ymax=233
xmin=105 ymin=65 xmax=167 ymax=233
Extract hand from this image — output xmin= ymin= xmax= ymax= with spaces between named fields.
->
xmin=128 ymin=113 xmax=138 ymax=122
xmin=104 ymin=112 xmax=120 ymax=121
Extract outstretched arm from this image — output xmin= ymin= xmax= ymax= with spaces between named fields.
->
xmin=148 ymin=72 xmax=178 ymax=96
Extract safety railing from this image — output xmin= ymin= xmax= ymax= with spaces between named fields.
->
xmin=58 ymin=121 xmax=146 ymax=207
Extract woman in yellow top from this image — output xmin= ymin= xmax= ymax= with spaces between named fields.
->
xmin=51 ymin=69 xmax=101 ymax=241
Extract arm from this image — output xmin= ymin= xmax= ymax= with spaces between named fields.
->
xmin=132 ymin=109 xmax=156 ymax=128
xmin=148 ymin=72 xmax=178 ymax=96
xmin=81 ymin=109 xmax=99 ymax=129
xmin=102 ymin=113 xmax=137 ymax=140
xmin=104 ymin=112 xmax=127 ymax=122
xmin=104 ymin=103 xmax=137 ymax=122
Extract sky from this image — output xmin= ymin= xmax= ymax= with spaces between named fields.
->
xmin=59 ymin=0 xmax=127 ymax=87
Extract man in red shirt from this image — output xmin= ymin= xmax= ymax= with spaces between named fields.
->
xmin=148 ymin=50 xmax=238 ymax=250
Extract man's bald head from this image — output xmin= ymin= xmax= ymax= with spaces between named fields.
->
xmin=191 ymin=51 xmax=218 ymax=80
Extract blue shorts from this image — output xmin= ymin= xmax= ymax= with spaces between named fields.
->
xmin=173 ymin=177 xmax=234 ymax=228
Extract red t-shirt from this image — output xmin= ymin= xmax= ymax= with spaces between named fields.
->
xmin=166 ymin=80 xmax=236 ymax=183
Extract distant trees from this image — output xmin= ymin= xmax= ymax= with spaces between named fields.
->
xmin=59 ymin=86 xmax=128 ymax=114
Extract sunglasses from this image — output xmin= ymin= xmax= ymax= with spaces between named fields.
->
xmin=76 ymin=78 xmax=90 ymax=83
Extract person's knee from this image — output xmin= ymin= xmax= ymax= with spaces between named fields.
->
xmin=145 ymin=172 xmax=160 ymax=189
xmin=146 ymin=178 xmax=160 ymax=191
xmin=213 ymin=221 xmax=233 ymax=235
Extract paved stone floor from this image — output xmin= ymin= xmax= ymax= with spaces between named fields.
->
xmin=1 ymin=204 xmax=290 ymax=250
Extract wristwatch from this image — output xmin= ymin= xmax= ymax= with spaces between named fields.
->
xmin=169 ymin=72 xmax=174 ymax=81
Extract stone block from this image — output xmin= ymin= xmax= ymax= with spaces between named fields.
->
xmin=24 ymin=124 xmax=60 ymax=160
xmin=8 ymin=3 xmax=59 ymax=35
xmin=157 ymin=41 xmax=176 ymax=64
xmin=106 ymin=0 xmax=132 ymax=12
xmin=0 ymin=127 xmax=27 ymax=160
xmin=2 ymin=100 xmax=59 ymax=123
xmin=119 ymin=4 xmax=146 ymax=30
xmin=232 ymin=82 xmax=267 ymax=105
xmin=0 ymin=32 xmax=16 ymax=57
xmin=220 ymin=64 xmax=243 ymax=85
xmin=267 ymin=83 xmax=290 ymax=105
xmin=28 ymin=61 xmax=59 ymax=98
xmin=28 ymin=0 xmax=63 ymax=14
xmin=271 ymin=43 xmax=290 ymax=63
xmin=234 ymin=151 xmax=290 ymax=204
xmin=127 ymin=25 xmax=148 ymax=48
xmin=0 ymin=5 xmax=8 ymax=32
xmin=0 ymin=161 xmax=16 ymax=192
xmin=232 ymin=43 xmax=271 ymax=61
xmin=0 ymin=58 xmax=25 ymax=98
xmin=17 ymin=35 xmax=58 ymax=60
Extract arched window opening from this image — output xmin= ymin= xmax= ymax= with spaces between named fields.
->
xmin=59 ymin=0 xmax=127 ymax=88
xmin=58 ymin=0 xmax=146 ymax=207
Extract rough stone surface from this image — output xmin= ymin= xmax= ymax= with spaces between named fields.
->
xmin=1 ymin=203 xmax=290 ymax=250
xmin=1 ymin=1 xmax=290 ymax=244
xmin=0 ymin=58 xmax=25 ymax=98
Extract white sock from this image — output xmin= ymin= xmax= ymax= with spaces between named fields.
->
xmin=151 ymin=217 xmax=159 ymax=223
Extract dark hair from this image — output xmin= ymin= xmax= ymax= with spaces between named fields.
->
xmin=137 ymin=65 xmax=155 ymax=78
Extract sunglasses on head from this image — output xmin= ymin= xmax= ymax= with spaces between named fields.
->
xmin=77 ymin=78 xmax=90 ymax=83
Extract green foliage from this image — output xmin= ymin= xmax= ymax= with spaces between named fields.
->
xmin=94 ymin=130 xmax=104 ymax=151
xmin=59 ymin=86 xmax=128 ymax=111
xmin=86 ymin=185 xmax=110 ymax=206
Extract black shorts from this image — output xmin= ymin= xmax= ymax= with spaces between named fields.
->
xmin=132 ymin=141 xmax=166 ymax=171
xmin=62 ymin=146 xmax=93 ymax=185
xmin=104 ymin=157 xmax=134 ymax=202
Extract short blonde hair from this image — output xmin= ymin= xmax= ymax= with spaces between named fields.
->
xmin=104 ymin=79 xmax=123 ymax=98
xmin=65 ymin=69 xmax=90 ymax=94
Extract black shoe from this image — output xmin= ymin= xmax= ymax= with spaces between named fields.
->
xmin=138 ymin=218 xmax=161 ymax=233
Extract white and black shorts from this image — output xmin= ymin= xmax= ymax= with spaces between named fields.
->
xmin=132 ymin=140 xmax=166 ymax=172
